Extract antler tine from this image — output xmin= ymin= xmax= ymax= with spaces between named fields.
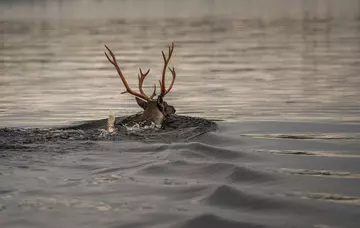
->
xmin=163 ymin=67 xmax=176 ymax=96
xmin=160 ymin=43 xmax=175 ymax=97
xmin=138 ymin=68 xmax=149 ymax=95
xmin=150 ymin=84 xmax=157 ymax=99
xmin=138 ymin=68 xmax=157 ymax=99
xmin=104 ymin=45 xmax=150 ymax=101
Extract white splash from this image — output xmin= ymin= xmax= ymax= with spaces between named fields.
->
xmin=124 ymin=121 xmax=160 ymax=131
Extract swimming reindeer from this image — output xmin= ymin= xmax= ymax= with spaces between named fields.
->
xmin=104 ymin=43 xmax=177 ymax=128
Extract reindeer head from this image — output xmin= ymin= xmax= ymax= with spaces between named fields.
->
xmin=104 ymin=43 xmax=177 ymax=126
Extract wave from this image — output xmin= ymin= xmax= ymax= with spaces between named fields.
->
xmin=137 ymin=160 xmax=274 ymax=183
xmin=200 ymin=184 xmax=303 ymax=212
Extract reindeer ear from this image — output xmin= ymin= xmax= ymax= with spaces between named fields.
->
xmin=135 ymin=97 xmax=147 ymax=110
xmin=164 ymin=103 xmax=176 ymax=116
xmin=157 ymin=96 xmax=163 ymax=105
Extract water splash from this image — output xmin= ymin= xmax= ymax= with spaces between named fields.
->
xmin=124 ymin=121 xmax=161 ymax=132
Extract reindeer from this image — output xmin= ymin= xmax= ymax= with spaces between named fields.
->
xmin=104 ymin=43 xmax=177 ymax=127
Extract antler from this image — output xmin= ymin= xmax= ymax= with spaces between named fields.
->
xmin=159 ymin=43 xmax=176 ymax=97
xmin=104 ymin=45 xmax=155 ymax=101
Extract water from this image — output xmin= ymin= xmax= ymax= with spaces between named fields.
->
xmin=1 ymin=0 xmax=360 ymax=227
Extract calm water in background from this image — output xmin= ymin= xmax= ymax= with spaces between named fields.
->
xmin=1 ymin=0 xmax=360 ymax=228
xmin=1 ymin=0 xmax=360 ymax=127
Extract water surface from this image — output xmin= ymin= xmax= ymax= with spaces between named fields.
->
xmin=1 ymin=0 xmax=360 ymax=228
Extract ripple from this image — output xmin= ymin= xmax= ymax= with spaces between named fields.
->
xmin=260 ymin=149 xmax=360 ymax=158
xmin=138 ymin=160 xmax=274 ymax=183
xmin=0 ymin=143 xmax=30 ymax=150
xmin=278 ymin=168 xmax=360 ymax=179
xmin=170 ymin=142 xmax=245 ymax=160
xmin=305 ymin=193 xmax=360 ymax=205
xmin=286 ymin=192 xmax=360 ymax=206
xmin=243 ymin=133 xmax=360 ymax=140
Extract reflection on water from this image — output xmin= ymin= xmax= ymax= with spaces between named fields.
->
xmin=1 ymin=0 xmax=360 ymax=127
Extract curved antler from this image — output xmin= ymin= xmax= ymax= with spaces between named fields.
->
xmin=159 ymin=43 xmax=176 ymax=97
xmin=104 ymin=45 xmax=153 ymax=101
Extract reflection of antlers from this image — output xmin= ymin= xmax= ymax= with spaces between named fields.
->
xmin=104 ymin=45 xmax=153 ymax=101
xmin=159 ymin=43 xmax=176 ymax=97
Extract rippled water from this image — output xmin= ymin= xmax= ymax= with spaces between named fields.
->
xmin=1 ymin=0 xmax=360 ymax=228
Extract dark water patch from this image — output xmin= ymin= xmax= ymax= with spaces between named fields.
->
xmin=174 ymin=213 xmax=264 ymax=228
